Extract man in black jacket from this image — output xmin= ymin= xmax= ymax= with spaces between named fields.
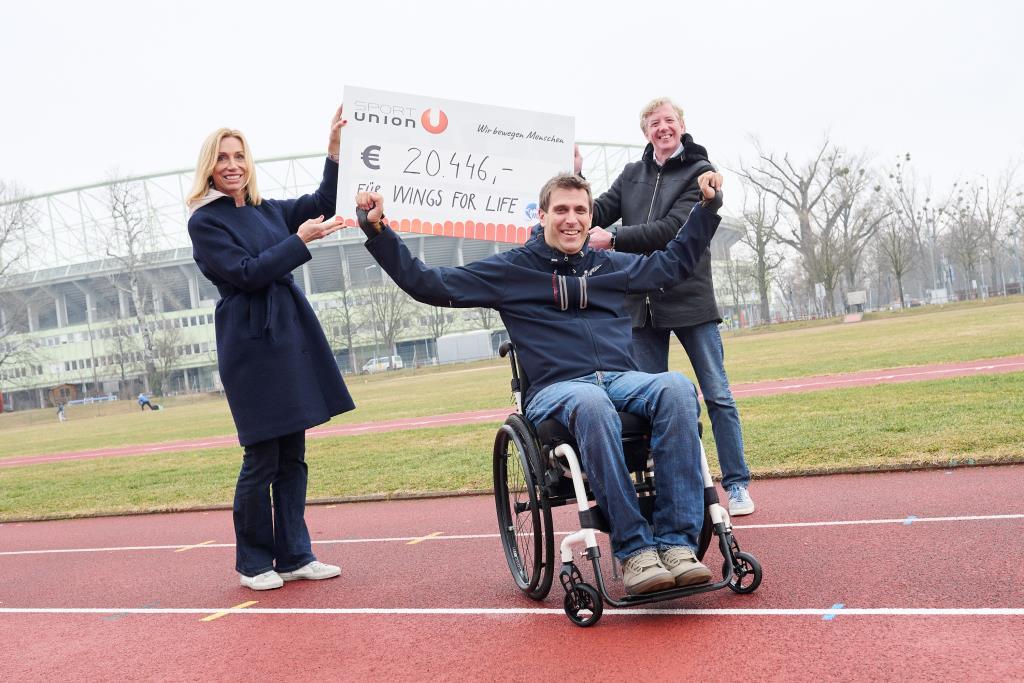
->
xmin=355 ymin=174 xmax=722 ymax=595
xmin=575 ymin=97 xmax=755 ymax=516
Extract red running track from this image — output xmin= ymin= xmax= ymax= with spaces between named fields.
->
xmin=4 ymin=355 xmax=1023 ymax=469
xmin=1 ymin=465 xmax=1022 ymax=679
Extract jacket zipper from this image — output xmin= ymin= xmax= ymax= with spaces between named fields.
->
xmin=643 ymin=169 xmax=664 ymax=327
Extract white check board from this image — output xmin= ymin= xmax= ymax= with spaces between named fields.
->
xmin=336 ymin=86 xmax=574 ymax=244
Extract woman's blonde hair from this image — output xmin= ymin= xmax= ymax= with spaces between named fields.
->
xmin=186 ymin=128 xmax=262 ymax=206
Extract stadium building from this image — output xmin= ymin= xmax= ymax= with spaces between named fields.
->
xmin=0 ymin=143 xmax=741 ymax=411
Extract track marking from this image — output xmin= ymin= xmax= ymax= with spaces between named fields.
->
xmin=822 ymin=603 xmax=845 ymax=621
xmin=2 ymin=513 xmax=1021 ymax=557
xmin=734 ymin=513 xmax=1024 ymax=530
xmin=406 ymin=531 xmax=443 ymax=545
xmin=2 ymin=606 xmax=1023 ymax=618
xmin=200 ymin=600 xmax=258 ymax=622
xmin=104 ymin=601 xmax=160 ymax=622
xmin=903 ymin=516 xmax=918 ymax=525
xmin=174 ymin=540 xmax=215 ymax=553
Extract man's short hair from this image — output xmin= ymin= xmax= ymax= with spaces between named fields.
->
xmin=640 ymin=97 xmax=685 ymax=134
xmin=539 ymin=173 xmax=592 ymax=211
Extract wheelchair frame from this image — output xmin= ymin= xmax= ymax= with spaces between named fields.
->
xmin=493 ymin=342 xmax=762 ymax=626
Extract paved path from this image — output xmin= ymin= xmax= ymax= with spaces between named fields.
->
xmin=1 ymin=465 xmax=1022 ymax=679
xmin=3 ymin=355 xmax=1022 ymax=469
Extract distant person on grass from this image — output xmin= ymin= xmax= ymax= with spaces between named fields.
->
xmin=354 ymin=173 xmax=723 ymax=595
xmin=137 ymin=393 xmax=155 ymax=411
xmin=186 ymin=106 xmax=354 ymax=592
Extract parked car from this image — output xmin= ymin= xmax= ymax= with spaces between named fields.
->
xmin=361 ymin=355 xmax=404 ymax=374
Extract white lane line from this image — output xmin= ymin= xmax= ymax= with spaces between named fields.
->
xmin=2 ymin=513 xmax=1021 ymax=557
xmin=736 ymin=513 xmax=1024 ymax=529
xmin=0 ymin=607 xmax=1022 ymax=617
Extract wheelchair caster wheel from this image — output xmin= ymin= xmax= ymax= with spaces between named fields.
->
xmin=563 ymin=583 xmax=603 ymax=627
xmin=724 ymin=551 xmax=762 ymax=594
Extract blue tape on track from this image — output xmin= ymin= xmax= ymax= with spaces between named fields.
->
xmin=822 ymin=603 xmax=845 ymax=621
xmin=903 ymin=515 xmax=918 ymax=525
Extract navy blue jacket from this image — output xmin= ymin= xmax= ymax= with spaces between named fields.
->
xmin=188 ymin=159 xmax=354 ymax=446
xmin=363 ymin=202 xmax=720 ymax=406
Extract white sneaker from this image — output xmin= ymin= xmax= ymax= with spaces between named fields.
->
xmin=240 ymin=570 xmax=283 ymax=591
xmin=728 ymin=485 xmax=756 ymax=516
xmin=278 ymin=560 xmax=341 ymax=582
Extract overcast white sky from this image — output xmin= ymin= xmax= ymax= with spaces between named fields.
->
xmin=2 ymin=0 xmax=1021 ymax=207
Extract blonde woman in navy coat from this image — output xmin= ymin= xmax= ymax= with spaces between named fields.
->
xmin=187 ymin=107 xmax=355 ymax=591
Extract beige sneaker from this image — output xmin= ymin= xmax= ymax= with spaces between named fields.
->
xmin=239 ymin=570 xmax=283 ymax=591
xmin=278 ymin=560 xmax=340 ymax=582
xmin=659 ymin=546 xmax=712 ymax=587
xmin=621 ymin=549 xmax=676 ymax=595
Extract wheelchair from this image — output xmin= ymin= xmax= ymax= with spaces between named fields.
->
xmin=493 ymin=342 xmax=762 ymax=627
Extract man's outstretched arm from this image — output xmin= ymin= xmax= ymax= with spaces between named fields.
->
xmin=617 ymin=189 xmax=723 ymax=292
xmin=355 ymin=191 xmax=507 ymax=309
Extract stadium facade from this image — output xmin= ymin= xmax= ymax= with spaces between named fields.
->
xmin=0 ymin=143 xmax=741 ymax=411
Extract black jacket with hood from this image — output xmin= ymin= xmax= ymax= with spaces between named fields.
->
xmin=592 ymin=133 xmax=721 ymax=328
xmin=362 ymin=199 xmax=721 ymax=406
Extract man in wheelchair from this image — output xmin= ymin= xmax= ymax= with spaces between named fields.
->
xmin=355 ymin=171 xmax=723 ymax=595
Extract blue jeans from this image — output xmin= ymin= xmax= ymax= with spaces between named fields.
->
xmin=525 ymin=371 xmax=705 ymax=561
xmin=631 ymin=320 xmax=750 ymax=490
xmin=234 ymin=431 xmax=317 ymax=577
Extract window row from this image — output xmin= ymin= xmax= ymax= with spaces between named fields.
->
xmin=62 ymin=343 xmax=213 ymax=372
xmin=29 ymin=314 xmax=215 ymax=348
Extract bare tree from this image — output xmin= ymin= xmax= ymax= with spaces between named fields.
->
xmin=319 ymin=271 xmax=360 ymax=373
xmin=104 ymin=178 xmax=161 ymax=393
xmin=974 ymin=166 xmax=1019 ymax=295
xmin=737 ymin=139 xmax=853 ymax=315
xmin=1009 ymin=195 xmax=1024 ymax=290
xmin=423 ymin=304 xmax=454 ymax=341
xmin=738 ymin=184 xmax=784 ymax=322
xmin=0 ymin=183 xmax=38 ymax=385
xmin=150 ymin=322 xmax=184 ymax=396
xmin=770 ymin=259 xmax=809 ymax=321
xmin=0 ymin=182 xmax=31 ymax=282
xmin=472 ymin=307 xmax=497 ymax=331
xmin=719 ymin=254 xmax=755 ymax=326
xmin=942 ymin=185 xmax=985 ymax=299
xmin=833 ymin=163 xmax=888 ymax=303
xmin=875 ymin=216 xmax=918 ymax=309
xmin=364 ymin=276 xmax=411 ymax=357
xmin=886 ymin=153 xmax=949 ymax=296
xmin=320 ymin=296 xmax=360 ymax=374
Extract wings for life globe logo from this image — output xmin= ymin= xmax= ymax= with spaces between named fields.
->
xmin=524 ymin=202 xmax=539 ymax=223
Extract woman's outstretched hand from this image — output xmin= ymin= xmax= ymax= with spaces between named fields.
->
xmin=297 ymin=215 xmax=344 ymax=243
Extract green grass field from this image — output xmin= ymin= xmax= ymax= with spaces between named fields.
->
xmin=1 ymin=297 xmax=1022 ymax=520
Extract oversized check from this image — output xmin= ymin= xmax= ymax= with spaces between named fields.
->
xmin=336 ymin=86 xmax=574 ymax=244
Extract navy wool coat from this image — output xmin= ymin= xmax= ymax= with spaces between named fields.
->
xmin=188 ymin=158 xmax=354 ymax=446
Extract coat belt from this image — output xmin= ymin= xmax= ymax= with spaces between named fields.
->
xmin=216 ymin=276 xmax=295 ymax=339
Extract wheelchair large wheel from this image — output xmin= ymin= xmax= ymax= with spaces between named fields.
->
xmin=493 ymin=414 xmax=554 ymax=600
